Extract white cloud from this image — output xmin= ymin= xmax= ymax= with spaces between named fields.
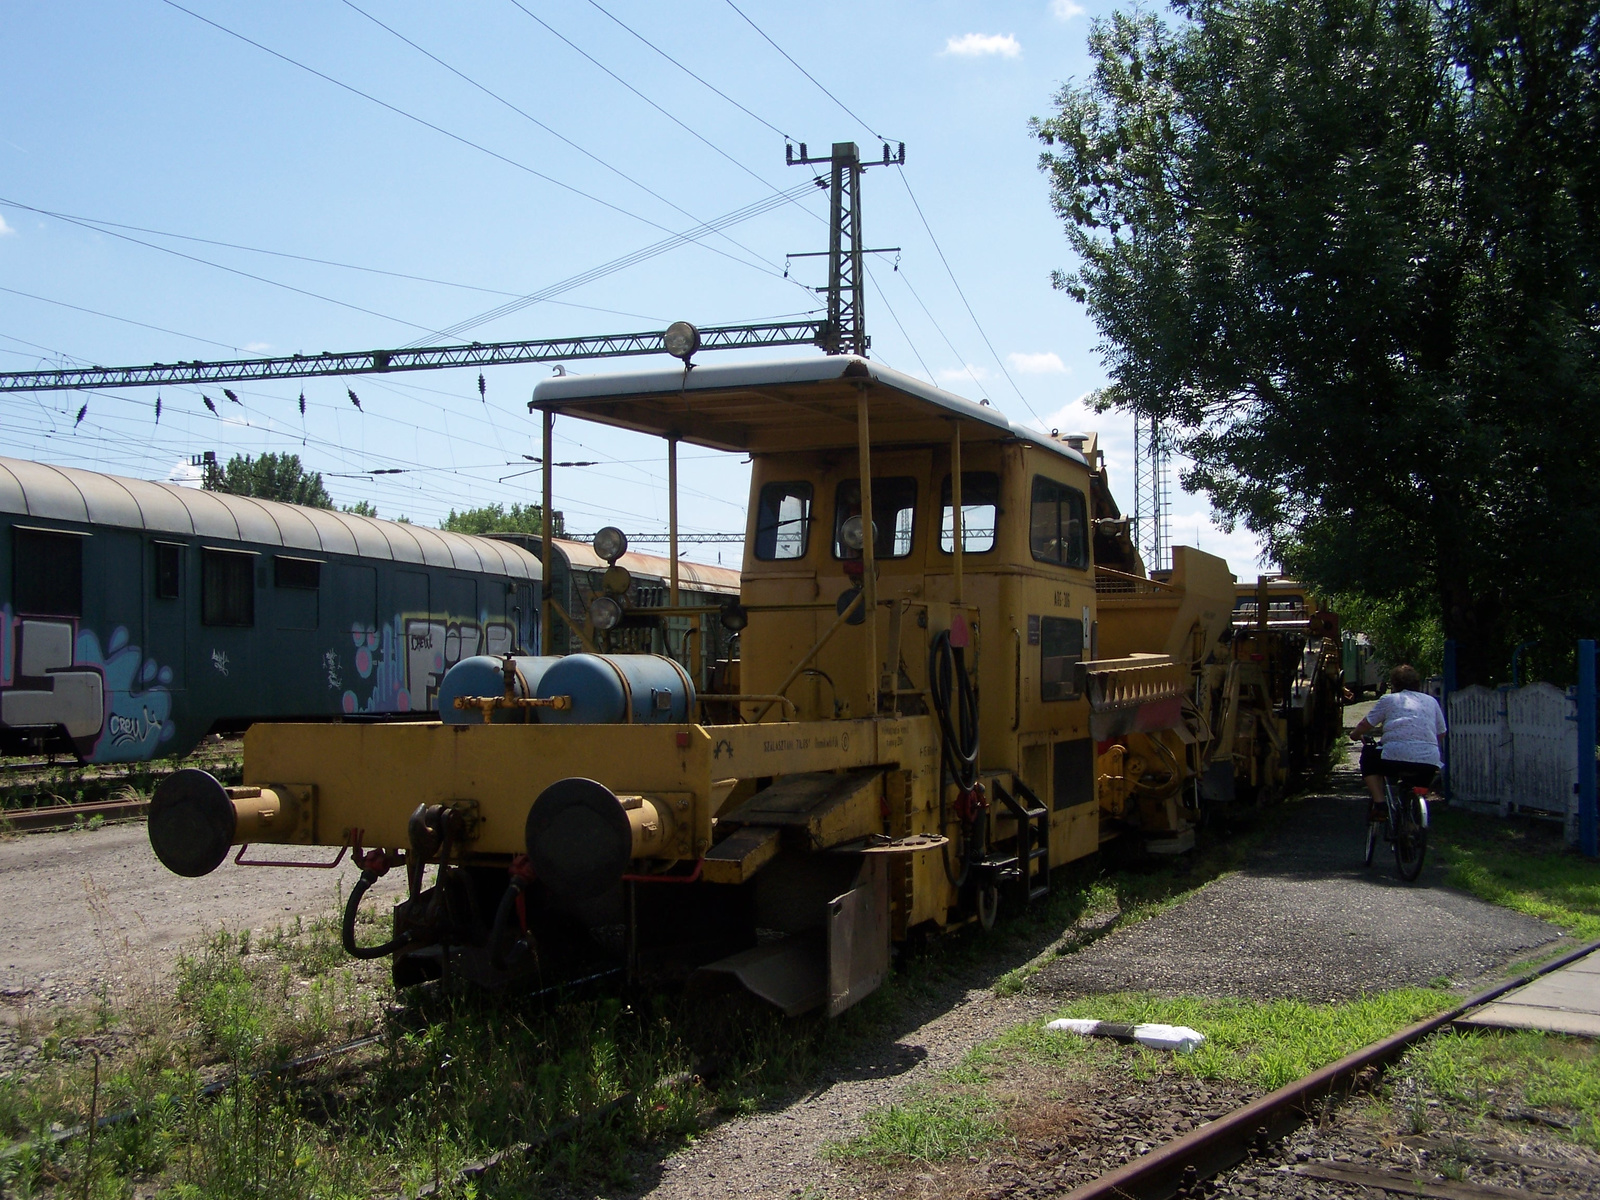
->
xmin=244 ymin=341 xmax=271 ymax=353
xmin=1008 ymin=350 xmax=1067 ymax=374
xmin=0 ymin=213 xmax=15 ymax=236
xmin=1050 ymin=0 xmax=1086 ymax=19
xmin=943 ymin=32 xmax=1020 ymax=57
xmin=167 ymin=460 xmax=204 ymax=488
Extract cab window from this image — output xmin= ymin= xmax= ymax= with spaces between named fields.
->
xmin=939 ymin=471 xmax=999 ymax=554
xmin=754 ymin=481 xmax=813 ymax=560
xmin=1029 ymin=476 xmax=1088 ymax=569
xmin=833 ymin=477 xmax=916 ymax=559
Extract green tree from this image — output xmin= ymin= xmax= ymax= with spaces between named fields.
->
xmin=341 ymin=500 xmax=378 ymax=517
xmin=440 ymin=503 xmax=564 ymax=538
xmin=203 ymin=452 xmax=333 ymax=508
xmin=1034 ymin=0 xmax=1600 ymax=684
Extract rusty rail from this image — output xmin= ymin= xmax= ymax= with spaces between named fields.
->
xmin=1063 ymin=937 xmax=1600 ymax=1200
xmin=0 ymin=796 xmax=151 ymax=831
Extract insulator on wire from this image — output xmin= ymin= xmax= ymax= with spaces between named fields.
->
xmin=298 ymin=392 xmax=306 ymax=416
xmin=348 ymin=388 xmax=362 ymax=411
xmin=155 ymin=394 xmax=162 ymax=424
xmin=75 ymin=403 xmax=87 ymax=427
xmin=478 ymin=372 xmax=486 ymax=401
xmin=203 ymin=395 xmax=217 ymax=414
xmin=224 ymin=388 xmax=240 ymax=405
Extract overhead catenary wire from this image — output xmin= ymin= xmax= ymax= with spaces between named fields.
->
xmin=719 ymin=0 xmax=894 ymax=144
xmin=705 ymin=4 xmax=1038 ymax=419
xmin=897 ymin=173 xmax=1040 ymax=421
xmin=407 ymin=181 xmax=820 ymax=346
xmin=335 ymin=0 xmax=802 ymax=290
xmin=582 ymin=0 xmax=794 ymax=142
xmin=0 ymin=284 xmax=246 ymax=354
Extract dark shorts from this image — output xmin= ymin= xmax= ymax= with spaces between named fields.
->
xmin=1359 ymin=744 xmax=1436 ymax=788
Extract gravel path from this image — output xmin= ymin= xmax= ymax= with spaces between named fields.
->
xmin=630 ymin=771 xmax=1564 ymax=1199
xmin=1031 ymin=780 xmax=1563 ymax=1001
xmin=0 ymin=821 xmax=403 ymax=1006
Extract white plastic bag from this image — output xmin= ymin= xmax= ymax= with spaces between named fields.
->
xmin=1046 ymin=1017 xmax=1205 ymax=1054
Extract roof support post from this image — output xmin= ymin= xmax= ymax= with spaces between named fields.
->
xmin=668 ymin=435 xmax=680 ymax=606
xmin=857 ymin=384 xmax=878 ymax=715
xmin=541 ymin=407 xmax=554 ymax=655
xmin=950 ymin=421 xmax=963 ymax=607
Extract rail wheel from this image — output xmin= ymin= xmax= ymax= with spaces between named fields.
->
xmin=976 ymin=883 xmax=999 ymax=931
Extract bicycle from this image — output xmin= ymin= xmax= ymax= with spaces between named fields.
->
xmin=1360 ymin=736 xmax=1431 ymax=882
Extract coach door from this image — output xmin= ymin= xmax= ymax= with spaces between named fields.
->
xmin=145 ymin=540 xmax=187 ymax=695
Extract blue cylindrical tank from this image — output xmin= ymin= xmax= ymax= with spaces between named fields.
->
xmin=438 ymin=655 xmax=564 ymax=724
xmin=535 ymin=653 xmax=696 ymax=724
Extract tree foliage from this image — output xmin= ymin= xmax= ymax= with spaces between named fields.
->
xmin=440 ymin=503 xmax=564 ymax=538
xmin=203 ymin=452 xmax=333 ymax=509
xmin=1035 ymin=0 xmax=1600 ymax=683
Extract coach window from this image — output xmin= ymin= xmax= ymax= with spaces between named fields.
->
xmin=754 ymin=481 xmax=813 ymax=561
xmin=939 ymin=471 xmax=1000 ymax=554
xmin=1029 ymin=476 xmax=1089 ymax=569
xmin=833 ymin=477 xmax=917 ymax=560
xmin=13 ymin=528 xmax=84 ymax=617
xmin=273 ymin=556 xmax=321 ymax=590
xmin=202 ymin=548 xmax=255 ymax=627
xmin=154 ymin=543 xmax=182 ymax=599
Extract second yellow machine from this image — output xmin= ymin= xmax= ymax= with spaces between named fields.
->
xmin=148 ymin=354 xmax=1313 ymax=1015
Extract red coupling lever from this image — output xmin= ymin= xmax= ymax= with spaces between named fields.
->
xmin=955 ymin=781 xmax=988 ymax=823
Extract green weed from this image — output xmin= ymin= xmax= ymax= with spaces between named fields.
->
xmin=1395 ymin=1028 xmax=1600 ymax=1149
xmin=998 ymin=989 xmax=1453 ymax=1091
xmin=1431 ymin=808 xmax=1600 ymax=940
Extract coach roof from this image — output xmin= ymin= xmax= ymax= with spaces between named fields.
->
xmin=0 ymin=456 xmax=541 ymax=581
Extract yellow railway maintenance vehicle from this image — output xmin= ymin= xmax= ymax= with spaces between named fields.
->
xmin=148 ymin=355 xmax=1261 ymax=1016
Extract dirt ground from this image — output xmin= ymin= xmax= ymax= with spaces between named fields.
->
xmin=0 ymin=820 xmax=405 ymax=1006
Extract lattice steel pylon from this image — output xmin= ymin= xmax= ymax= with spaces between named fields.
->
xmin=787 ymin=139 xmax=904 ymax=357
xmin=1132 ymin=414 xmax=1172 ymax=573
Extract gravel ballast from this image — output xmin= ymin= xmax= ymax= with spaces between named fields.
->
xmin=1031 ymin=785 xmax=1563 ymax=1001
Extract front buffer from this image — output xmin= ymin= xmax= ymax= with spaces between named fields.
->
xmin=147 ymin=661 xmax=910 ymax=1014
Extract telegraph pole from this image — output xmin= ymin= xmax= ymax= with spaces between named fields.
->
xmin=786 ymin=140 xmax=904 ymax=357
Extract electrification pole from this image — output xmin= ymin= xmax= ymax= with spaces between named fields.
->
xmin=786 ymin=140 xmax=904 ymax=357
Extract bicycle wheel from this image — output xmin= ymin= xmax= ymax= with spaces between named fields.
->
xmin=1363 ymin=814 xmax=1379 ymax=867
xmin=1394 ymin=792 xmax=1427 ymax=881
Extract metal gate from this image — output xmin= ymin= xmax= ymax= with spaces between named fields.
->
xmin=1448 ymin=683 xmax=1579 ymax=843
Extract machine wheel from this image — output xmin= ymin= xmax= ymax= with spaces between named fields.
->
xmin=976 ymin=884 xmax=999 ymax=932
xmin=1394 ymin=793 xmax=1427 ymax=882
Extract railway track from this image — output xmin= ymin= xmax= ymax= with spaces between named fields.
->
xmin=1064 ymin=939 xmax=1600 ymax=1200
xmin=0 ymin=795 xmax=151 ymax=831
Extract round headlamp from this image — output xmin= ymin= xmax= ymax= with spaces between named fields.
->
xmin=719 ymin=600 xmax=749 ymax=632
xmin=602 ymin=564 xmax=632 ymax=595
xmin=588 ymin=594 xmax=623 ymax=631
xmin=838 ymin=514 xmax=877 ymax=552
xmin=664 ymin=321 xmax=701 ymax=362
xmin=592 ymin=526 xmax=628 ymax=564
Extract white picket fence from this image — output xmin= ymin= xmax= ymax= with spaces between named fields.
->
xmin=1448 ymin=683 xmax=1579 ymax=844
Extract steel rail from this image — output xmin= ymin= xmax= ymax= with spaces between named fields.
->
xmin=0 ymin=320 xmax=825 ymax=392
xmin=0 ymin=795 xmax=151 ymax=831
xmin=1063 ymin=937 xmax=1600 ymax=1200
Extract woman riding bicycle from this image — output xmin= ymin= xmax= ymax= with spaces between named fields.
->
xmin=1348 ymin=664 xmax=1446 ymax=812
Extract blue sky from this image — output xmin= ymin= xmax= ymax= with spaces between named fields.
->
xmin=1 ymin=0 xmax=1269 ymax=574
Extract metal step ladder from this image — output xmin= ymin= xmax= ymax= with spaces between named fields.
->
xmin=990 ymin=778 xmax=1050 ymax=905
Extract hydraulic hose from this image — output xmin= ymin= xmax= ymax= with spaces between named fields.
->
xmin=342 ymin=869 xmax=407 ymax=960
xmin=489 ymin=875 xmax=534 ymax=971
xmin=929 ymin=630 xmax=984 ymax=888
